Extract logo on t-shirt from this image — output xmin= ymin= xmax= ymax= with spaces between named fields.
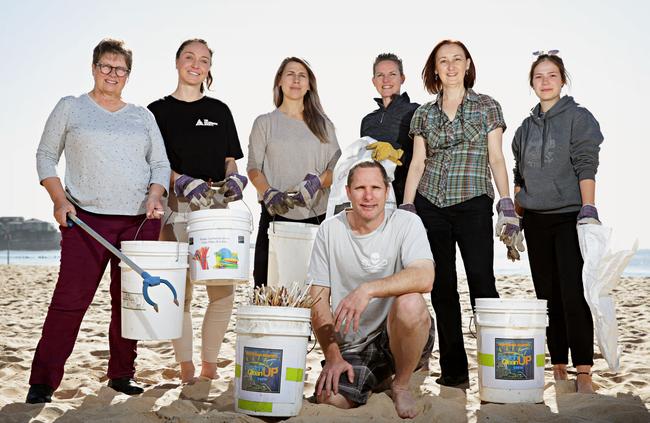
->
xmin=195 ymin=119 xmax=218 ymax=127
xmin=361 ymin=252 xmax=388 ymax=273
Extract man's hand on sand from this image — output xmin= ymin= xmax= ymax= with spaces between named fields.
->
xmin=334 ymin=285 xmax=371 ymax=334
xmin=316 ymin=356 xmax=354 ymax=399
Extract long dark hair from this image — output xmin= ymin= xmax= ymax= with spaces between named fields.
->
xmin=422 ymin=39 xmax=476 ymax=94
xmin=175 ymin=39 xmax=213 ymax=93
xmin=273 ymin=57 xmax=332 ymax=144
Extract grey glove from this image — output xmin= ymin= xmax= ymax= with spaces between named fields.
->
xmin=506 ymin=229 xmax=526 ymax=262
xmin=174 ymin=175 xmax=215 ymax=210
xmin=263 ymin=187 xmax=295 ymax=216
xmin=495 ymin=198 xmax=521 ymax=244
xmin=214 ymin=173 xmax=247 ymax=203
xmin=398 ymin=203 xmax=417 ymax=214
xmin=577 ymin=204 xmax=601 ymax=225
xmin=291 ymin=173 xmax=322 ymax=208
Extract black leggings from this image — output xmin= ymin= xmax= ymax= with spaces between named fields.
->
xmin=253 ymin=203 xmax=323 ymax=287
xmin=415 ymin=193 xmax=498 ymax=380
xmin=523 ymin=211 xmax=594 ymax=366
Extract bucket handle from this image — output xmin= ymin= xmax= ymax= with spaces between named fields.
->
xmin=240 ymin=199 xmax=255 ymax=233
xmin=269 ymin=203 xmax=321 ymax=235
xmin=469 ymin=314 xmax=477 ymax=339
xmin=307 ymin=324 xmax=317 ymax=355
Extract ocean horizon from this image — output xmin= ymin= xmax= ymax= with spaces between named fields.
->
xmin=2 ymin=248 xmax=649 ymax=277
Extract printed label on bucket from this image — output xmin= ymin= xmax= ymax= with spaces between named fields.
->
xmin=242 ymin=347 xmax=283 ymax=393
xmin=121 ymin=291 xmax=146 ymax=311
xmin=192 ymin=245 xmax=239 ymax=270
xmin=495 ymin=338 xmax=534 ymax=380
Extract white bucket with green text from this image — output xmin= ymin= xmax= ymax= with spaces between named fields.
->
xmin=475 ymin=298 xmax=548 ymax=403
xmin=234 ymin=305 xmax=311 ymax=416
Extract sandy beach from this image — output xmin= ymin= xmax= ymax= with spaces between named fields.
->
xmin=1 ymin=265 xmax=648 ymax=422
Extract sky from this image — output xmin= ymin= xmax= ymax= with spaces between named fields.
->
xmin=1 ymin=0 xmax=647 ymax=249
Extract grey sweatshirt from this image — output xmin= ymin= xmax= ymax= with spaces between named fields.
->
xmin=512 ymin=96 xmax=603 ymax=213
xmin=36 ymin=94 xmax=171 ymax=215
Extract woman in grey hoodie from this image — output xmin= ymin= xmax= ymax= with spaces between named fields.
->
xmin=512 ymin=52 xmax=603 ymax=393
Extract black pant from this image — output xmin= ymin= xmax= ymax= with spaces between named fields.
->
xmin=415 ymin=193 xmax=498 ymax=380
xmin=253 ymin=203 xmax=324 ymax=287
xmin=523 ymin=211 xmax=594 ymax=366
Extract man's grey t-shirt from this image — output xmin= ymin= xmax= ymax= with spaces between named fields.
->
xmin=307 ymin=208 xmax=433 ymax=353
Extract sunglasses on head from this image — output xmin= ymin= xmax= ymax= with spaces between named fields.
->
xmin=532 ymin=49 xmax=560 ymax=57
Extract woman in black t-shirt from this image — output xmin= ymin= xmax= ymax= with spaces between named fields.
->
xmin=148 ymin=39 xmax=246 ymax=384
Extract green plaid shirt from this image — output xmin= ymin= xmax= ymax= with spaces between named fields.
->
xmin=409 ymin=89 xmax=506 ymax=207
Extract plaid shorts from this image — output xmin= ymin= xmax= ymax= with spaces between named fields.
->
xmin=321 ymin=316 xmax=435 ymax=404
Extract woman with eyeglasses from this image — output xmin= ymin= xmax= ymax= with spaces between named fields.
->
xmin=401 ymin=39 xmax=515 ymax=387
xmin=29 ymin=38 xmax=170 ymax=403
xmin=148 ymin=38 xmax=246 ymax=384
xmin=247 ymin=57 xmax=340 ymax=288
xmin=512 ymin=51 xmax=603 ymax=393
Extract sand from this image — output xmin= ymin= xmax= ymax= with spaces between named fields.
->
xmin=1 ymin=265 xmax=648 ymax=422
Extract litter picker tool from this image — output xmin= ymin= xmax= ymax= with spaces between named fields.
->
xmin=66 ymin=213 xmax=179 ymax=312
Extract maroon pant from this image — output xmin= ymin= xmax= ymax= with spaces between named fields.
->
xmin=29 ymin=209 xmax=161 ymax=389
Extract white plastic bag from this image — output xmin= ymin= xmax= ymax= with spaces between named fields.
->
xmin=577 ymin=224 xmax=638 ymax=372
xmin=326 ymin=137 xmax=398 ymax=219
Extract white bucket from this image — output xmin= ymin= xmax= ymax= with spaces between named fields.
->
xmin=475 ymin=298 xmax=548 ymax=403
xmin=187 ymin=209 xmax=252 ymax=284
xmin=234 ymin=305 xmax=311 ymax=417
xmin=119 ymin=241 xmax=188 ymax=340
xmin=267 ymin=222 xmax=319 ymax=287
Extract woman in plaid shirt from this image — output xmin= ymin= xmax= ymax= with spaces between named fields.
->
xmin=401 ymin=39 xmax=518 ymax=387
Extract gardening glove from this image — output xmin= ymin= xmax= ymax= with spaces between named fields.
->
xmin=263 ymin=187 xmax=295 ymax=216
xmin=505 ymin=230 xmax=526 ymax=262
xmin=213 ymin=172 xmax=248 ymax=203
xmin=577 ymin=204 xmax=601 ymax=225
xmin=366 ymin=141 xmax=404 ymax=165
xmin=291 ymin=173 xmax=322 ymax=208
xmin=495 ymin=198 xmax=521 ymax=244
xmin=174 ymin=174 xmax=215 ymax=210
xmin=398 ymin=203 xmax=417 ymax=214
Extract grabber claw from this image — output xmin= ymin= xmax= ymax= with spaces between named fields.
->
xmin=141 ymin=272 xmax=179 ymax=313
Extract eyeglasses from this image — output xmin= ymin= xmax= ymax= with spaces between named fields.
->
xmin=532 ymin=49 xmax=560 ymax=57
xmin=95 ymin=62 xmax=130 ymax=77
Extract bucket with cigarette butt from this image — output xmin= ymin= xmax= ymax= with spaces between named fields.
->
xmin=186 ymin=209 xmax=252 ymax=284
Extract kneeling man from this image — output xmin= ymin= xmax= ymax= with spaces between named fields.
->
xmin=307 ymin=160 xmax=435 ymax=419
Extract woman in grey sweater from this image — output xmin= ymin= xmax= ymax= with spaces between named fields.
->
xmin=28 ymin=38 xmax=170 ymax=404
xmin=247 ymin=57 xmax=340 ymax=287
xmin=512 ymin=51 xmax=603 ymax=393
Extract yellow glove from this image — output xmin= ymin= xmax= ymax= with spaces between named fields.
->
xmin=366 ymin=141 xmax=404 ymax=165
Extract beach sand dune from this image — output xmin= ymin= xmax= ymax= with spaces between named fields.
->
xmin=1 ymin=265 xmax=648 ymax=422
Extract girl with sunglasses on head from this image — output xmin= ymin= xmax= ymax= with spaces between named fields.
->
xmin=512 ymin=51 xmax=603 ymax=393
xmin=402 ymin=39 xmax=516 ymax=387
xmin=247 ymin=57 xmax=340 ymax=287
xmin=148 ymin=38 xmax=246 ymax=383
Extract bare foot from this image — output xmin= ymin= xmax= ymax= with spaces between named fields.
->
xmin=199 ymin=361 xmax=218 ymax=380
xmin=391 ymin=383 xmax=418 ymax=419
xmin=553 ymin=364 xmax=568 ymax=381
xmin=180 ymin=361 xmax=196 ymax=384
